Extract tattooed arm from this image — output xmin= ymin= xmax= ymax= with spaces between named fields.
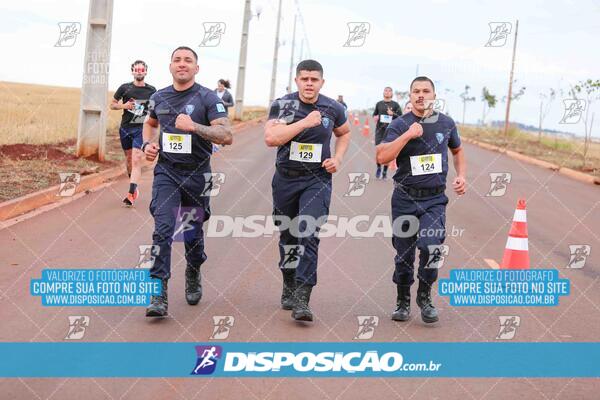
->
xmin=175 ymin=114 xmax=233 ymax=145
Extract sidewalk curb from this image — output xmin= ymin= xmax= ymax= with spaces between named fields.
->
xmin=0 ymin=116 xmax=266 ymax=222
xmin=462 ymin=137 xmax=600 ymax=186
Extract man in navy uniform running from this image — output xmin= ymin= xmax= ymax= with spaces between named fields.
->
xmin=142 ymin=46 xmax=232 ymax=317
xmin=264 ymin=59 xmax=350 ymax=322
xmin=376 ymin=76 xmax=466 ymax=323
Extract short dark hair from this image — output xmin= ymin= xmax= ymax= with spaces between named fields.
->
xmin=384 ymin=86 xmax=393 ymax=91
xmin=410 ymin=76 xmax=435 ymax=91
xmin=171 ymin=46 xmax=198 ymax=62
xmin=131 ymin=60 xmax=147 ymax=71
xmin=296 ymin=59 xmax=323 ymax=76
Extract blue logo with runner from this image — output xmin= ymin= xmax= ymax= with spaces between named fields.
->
xmin=185 ymin=104 xmax=195 ymax=115
xmin=322 ymin=117 xmax=330 ymax=128
xmin=191 ymin=345 xmax=222 ymax=375
xmin=436 ymin=132 xmax=444 ymax=144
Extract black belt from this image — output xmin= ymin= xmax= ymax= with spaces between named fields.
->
xmin=394 ymin=183 xmax=446 ymax=198
xmin=158 ymin=157 xmax=208 ymax=172
xmin=276 ymin=166 xmax=326 ymax=178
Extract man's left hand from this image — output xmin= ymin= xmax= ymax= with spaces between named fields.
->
xmin=322 ymin=157 xmax=341 ymax=173
xmin=452 ymin=176 xmax=466 ymax=195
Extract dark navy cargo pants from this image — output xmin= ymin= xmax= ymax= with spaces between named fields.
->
xmin=391 ymin=188 xmax=448 ymax=286
xmin=149 ymin=162 xmax=211 ymax=280
xmin=272 ymin=170 xmax=332 ymax=287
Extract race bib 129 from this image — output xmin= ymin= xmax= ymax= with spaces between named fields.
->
xmin=289 ymin=141 xmax=323 ymax=163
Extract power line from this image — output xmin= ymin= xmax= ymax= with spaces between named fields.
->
xmin=293 ymin=0 xmax=311 ymax=59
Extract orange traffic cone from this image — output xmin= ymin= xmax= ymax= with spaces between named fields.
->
xmin=353 ymin=116 xmax=360 ymax=126
xmin=361 ymin=119 xmax=370 ymax=137
xmin=500 ymin=199 xmax=530 ymax=270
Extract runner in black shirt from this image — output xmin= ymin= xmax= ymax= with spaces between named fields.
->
xmin=110 ymin=60 xmax=156 ymax=206
xmin=372 ymin=87 xmax=401 ymax=179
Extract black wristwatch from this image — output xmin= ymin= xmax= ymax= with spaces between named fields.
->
xmin=141 ymin=141 xmax=150 ymax=152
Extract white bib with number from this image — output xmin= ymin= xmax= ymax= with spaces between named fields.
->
xmin=163 ymin=132 xmax=191 ymax=154
xmin=380 ymin=114 xmax=393 ymax=124
xmin=289 ymin=141 xmax=322 ymax=163
xmin=410 ymin=153 xmax=442 ymax=176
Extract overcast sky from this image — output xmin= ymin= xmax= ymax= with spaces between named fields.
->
xmin=1 ymin=0 xmax=599 ymax=136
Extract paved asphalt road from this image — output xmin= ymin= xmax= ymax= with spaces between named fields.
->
xmin=1 ymin=118 xmax=598 ymax=399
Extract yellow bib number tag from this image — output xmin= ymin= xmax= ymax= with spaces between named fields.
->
xmin=163 ymin=132 xmax=191 ymax=154
xmin=410 ymin=153 xmax=442 ymax=176
xmin=289 ymin=141 xmax=322 ymax=163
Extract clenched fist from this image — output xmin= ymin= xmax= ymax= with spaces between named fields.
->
xmin=302 ymin=110 xmax=322 ymax=129
xmin=175 ymin=114 xmax=196 ymax=132
xmin=144 ymin=142 xmax=160 ymax=161
xmin=407 ymin=122 xmax=423 ymax=140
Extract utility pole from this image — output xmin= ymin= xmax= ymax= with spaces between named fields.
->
xmin=503 ymin=19 xmax=519 ymax=143
xmin=287 ymin=14 xmax=297 ymax=93
xmin=268 ymin=0 xmax=283 ymax=106
xmin=298 ymin=38 xmax=304 ymax=63
xmin=234 ymin=0 xmax=252 ymax=121
xmin=76 ymin=0 xmax=114 ymax=161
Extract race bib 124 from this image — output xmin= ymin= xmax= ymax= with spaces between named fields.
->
xmin=410 ymin=153 xmax=442 ymax=176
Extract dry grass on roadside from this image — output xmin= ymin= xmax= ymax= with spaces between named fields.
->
xmin=0 ymin=81 xmax=121 ymax=146
xmin=460 ymin=125 xmax=600 ymax=177
xmin=0 ymin=81 xmax=267 ymax=202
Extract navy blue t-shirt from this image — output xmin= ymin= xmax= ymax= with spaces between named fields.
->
xmin=267 ymin=92 xmax=347 ymax=171
xmin=382 ymin=111 xmax=461 ymax=188
xmin=148 ymin=83 xmax=228 ymax=166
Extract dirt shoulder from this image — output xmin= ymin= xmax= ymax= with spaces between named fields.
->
xmin=0 ymin=117 xmax=265 ymax=202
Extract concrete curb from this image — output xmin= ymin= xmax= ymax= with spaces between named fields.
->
xmin=462 ymin=137 xmax=599 ymax=186
xmin=0 ymin=116 xmax=266 ymax=222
